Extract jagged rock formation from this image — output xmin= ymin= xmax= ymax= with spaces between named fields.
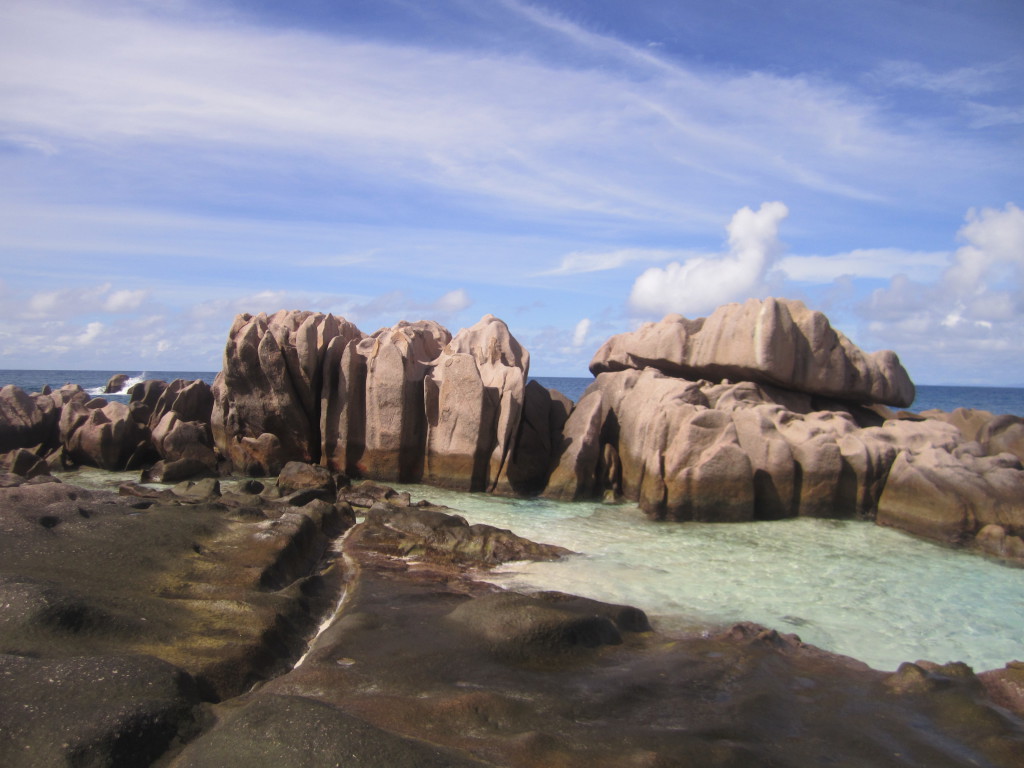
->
xmin=211 ymin=312 xmax=536 ymax=492
xmin=211 ymin=311 xmax=363 ymax=475
xmin=591 ymin=297 xmax=915 ymax=407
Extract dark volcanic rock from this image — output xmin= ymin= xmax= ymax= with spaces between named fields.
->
xmin=2 ymin=477 xmax=1023 ymax=767
xmin=0 ymin=481 xmax=349 ymax=703
xmin=168 ymin=693 xmax=489 ymax=768
xmin=0 ymin=653 xmax=201 ymax=768
xmin=446 ymin=591 xmax=626 ymax=659
xmin=359 ymin=500 xmax=570 ymax=566
xmin=276 ymin=460 xmax=338 ymax=498
xmin=252 ymin=521 xmax=1024 ymax=768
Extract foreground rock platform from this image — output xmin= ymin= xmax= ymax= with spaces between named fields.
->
xmin=1 ymin=474 xmax=1022 ymax=767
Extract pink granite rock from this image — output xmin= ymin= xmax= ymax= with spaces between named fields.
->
xmin=590 ymin=297 xmax=914 ymax=407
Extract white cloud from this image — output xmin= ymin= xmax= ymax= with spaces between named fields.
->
xmin=25 ymin=282 xmax=149 ymax=318
xmin=776 ymin=248 xmax=948 ymax=282
xmin=0 ymin=0 xmax=964 ymax=230
xmin=873 ymin=60 xmax=1004 ymax=97
xmin=76 ymin=321 xmax=103 ymax=345
xmin=433 ymin=288 xmax=472 ymax=314
xmin=858 ymin=203 xmax=1024 ymax=381
xmin=572 ymin=317 xmax=590 ymax=347
xmin=629 ymin=202 xmax=788 ymax=316
xmin=539 ymin=248 xmax=685 ymax=276
xmin=104 ymin=289 xmax=148 ymax=312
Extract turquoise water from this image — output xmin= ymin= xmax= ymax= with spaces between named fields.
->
xmin=395 ymin=484 xmax=1024 ymax=673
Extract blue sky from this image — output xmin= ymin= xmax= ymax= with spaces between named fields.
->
xmin=1 ymin=0 xmax=1022 ymax=384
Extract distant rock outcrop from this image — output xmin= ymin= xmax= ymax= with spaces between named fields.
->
xmin=104 ymin=373 xmax=130 ymax=393
xmin=590 ymin=298 xmax=915 ymax=407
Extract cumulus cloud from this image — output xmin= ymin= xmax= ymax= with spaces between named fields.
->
xmin=629 ymin=202 xmax=789 ymax=317
xmin=104 ymin=289 xmax=148 ymax=312
xmin=858 ymin=203 xmax=1024 ymax=380
xmin=572 ymin=317 xmax=591 ymax=347
xmin=25 ymin=282 xmax=150 ymax=318
xmin=77 ymin=321 xmax=103 ymax=345
xmin=433 ymin=288 xmax=472 ymax=314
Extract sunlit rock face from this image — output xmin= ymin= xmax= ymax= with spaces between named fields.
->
xmin=590 ymin=297 xmax=915 ymax=408
xmin=211 ymin=310 xmax=360 ymax=475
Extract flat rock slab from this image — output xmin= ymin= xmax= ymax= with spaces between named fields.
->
xmin=236 ymin=516 xmax=1024 ymax=768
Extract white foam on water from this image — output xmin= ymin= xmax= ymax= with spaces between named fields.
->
xmin=395 ymin=485 xmax=1024 ymax=672
xmin=85 ymin=373 xmax=147 ymax=397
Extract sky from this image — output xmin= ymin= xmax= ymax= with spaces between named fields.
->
xmin=1 ymin=0 xmax=1022 ymax=385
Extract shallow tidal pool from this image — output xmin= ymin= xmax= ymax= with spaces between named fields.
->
xmin=394 ymin=485 xmax=1024 ymax=673
xmin=58 ymin=468 xmax=1023 ymax=672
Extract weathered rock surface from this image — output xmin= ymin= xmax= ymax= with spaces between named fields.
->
xmin=543 ymin=368 xmax=1024 ymax=557
xmin=424 ymin=314 xmax=530 ymax=491
xmin=0 ymin=384 xmax=55 ymax=453
xmin=355 ymin=319 xmax=451 ymax=482
xmin=359 ymin=498 xmax=570 ymax=566
xmin=103 ymin=372 xmax=130 ymax=393
xmin=3 ymin=299 xmax=1023 ymax=564
xmin=590 ymin=297 xmax=915 ymax=407
xmin=60 ymin=398 xmax=149 ymax=471
xmin=0 ymin=653 xmax=202 ymax=767
xmin=212 ymin=311 xmax=361 ymax=475
xmin=2 ymin=475 xmax=1023 ymax=766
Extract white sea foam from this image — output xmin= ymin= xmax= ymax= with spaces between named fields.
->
xmin=394 ymin=485 xmax=1024 ymax=672
xmin=85 ymin=373 xmax=147 ymax=397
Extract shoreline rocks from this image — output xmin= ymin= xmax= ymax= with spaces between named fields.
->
xmin=1 ymin=300 xmax=1023 ymax=564
xmin=1 ymin=470 xmax=1022 ymax=766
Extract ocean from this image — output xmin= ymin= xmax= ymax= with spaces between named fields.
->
xmin=2 ymin=370 xmax=1024 ymax=416
xmin=4 ymin=368 xmax=1024 ymax=672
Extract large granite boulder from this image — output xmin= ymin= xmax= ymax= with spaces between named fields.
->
xmin=59 ymin=398 xmax=149 ymax=471
xmin=590 ymin=297 xmax=915 ymax=407
xmin=103 ymin=373 xmax=130 ymax=393
xmin=212 ymin=311 xmax=358 ymax=475
xmin=424 ymin=315 xmax=529 ymax=492
xmin=319 ymin=332 xmax=367 ymax=476
xmin=493 ymin=381 xmax=572 ymax=496
xmin=877 ymin=444 xmax=1024 ymax=545
xmin=0 ymin=385 xmax=53 ymax=453
xmin=354 ymin=320 xmax=451 ymax=482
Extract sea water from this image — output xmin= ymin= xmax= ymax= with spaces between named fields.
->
xmin=5 ymin=370 xmax=1024 ymax=672
xmin=393 ymin=485 xmax=1024 ymax=673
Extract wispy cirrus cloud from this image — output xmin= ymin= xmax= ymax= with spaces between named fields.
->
xmin=0 ymin=0 xmax=984 ymax=231
xmin=538 ymin=248 xmax=687 ymax=276
xmin=776 ymin=249 xmax=949 ymax=283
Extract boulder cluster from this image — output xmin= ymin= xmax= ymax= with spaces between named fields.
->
xmin=2 ymin=297 xmax=1023 ymax=561
xmin=0 ymin=376 xmax=216 ymax=482
xmin=208 ymin=311 xmax=559 ymax=495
